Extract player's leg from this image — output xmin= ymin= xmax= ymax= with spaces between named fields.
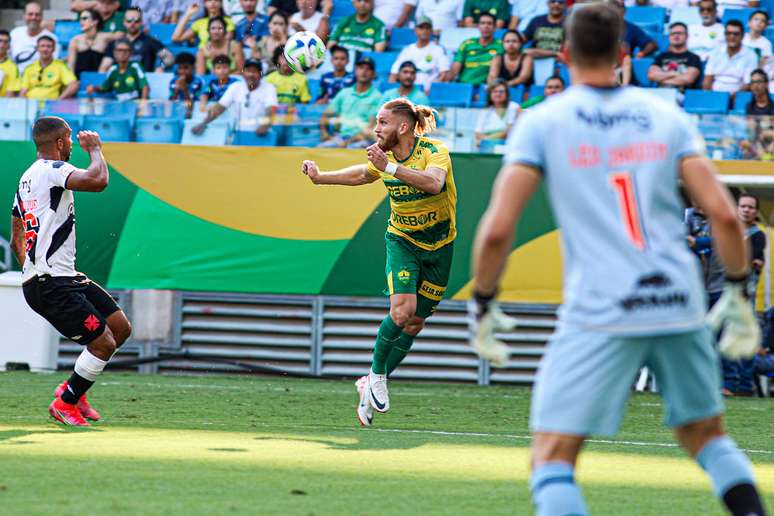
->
xmin=82 ymin=277 xmax=132 ymax=347
xmin=648 ymin=328 xmax=767 ymax=515
xmin=529 ymin=331 xmax=649 ymax=516
xmin=384 ymin=242 xmax=454 ymax=376
xmin=53 ymin=277 xmax=131 ymax=421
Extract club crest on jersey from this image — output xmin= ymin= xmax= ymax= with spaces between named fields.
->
xmin=83 ymin=314 xmax=100 ymax=332
xmin=398 ymin=269 xmax=411 ymax=284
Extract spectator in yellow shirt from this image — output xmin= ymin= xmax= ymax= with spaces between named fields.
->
xmin=0 ymin=30 xmax=20 ymax=96
xmin=20 ymin=36 xmax=79 ymax=100
xmin=172 ymin=0 xmax=235 ymax=49
xmin=265 ymin=45 xmax=310 ymax=105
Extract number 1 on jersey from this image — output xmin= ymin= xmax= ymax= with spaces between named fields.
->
xmin=610 ymin=172 xmax=646 ymax=251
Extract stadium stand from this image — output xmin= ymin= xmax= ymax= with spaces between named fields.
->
xmin=0 ymin=1 xmax=772 ymax=153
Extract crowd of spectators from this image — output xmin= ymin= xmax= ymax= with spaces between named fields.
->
xmin=3 ymin=0 xmax=774 ymax=142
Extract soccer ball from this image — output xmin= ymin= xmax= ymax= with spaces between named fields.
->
xmin=284 ymin=31 xmax=326 ymax=74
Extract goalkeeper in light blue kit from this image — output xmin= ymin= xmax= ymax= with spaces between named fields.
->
xmin=468 ymin=4 xmax=767 ymax=516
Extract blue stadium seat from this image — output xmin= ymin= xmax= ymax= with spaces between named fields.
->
xmin=731 ymin=91 xmax=752 ymax=114
xmin=149 ymin=23 xmax=176 ymax=45
xmin=683 ymin=90 xmax=730 ymax=114
xmin=625 ymin=7 xmax=666 ymax=33
xmin=376 ymin=79 xmax=393 ymax=92
xmin=0 ymin=119 xmax=31 ymax=141
xmin=389 ymin=28 xmax=417 ymax=51
xmin=722 ymin=8 xmax=758 ymax=27
xmin=181 ymin=119 xmax=228 ymax=145
xmin=54 ymin=20 xmax=81 ymax=48
xmin=83 ymin=115 xmax=133 ymax=141
xmin=647 ymin=32 xmax=669 ymax=53
xmin=140 ymin=100 xmax=188 ymax=120
xmin=286 ymin=123 xmax=321 ymax=146
xmin=429 ymin=82 xmax=473 ymax=107
xmin=167 ymin=45 xmax=197 ymax=58
xmin=135 ymin=118 xmax=183 ymax=143
xmin=509 ymin=84 xmax=525 ymax=103
xmin=360 ymin=51 xmax=399 ymax=76
xmin=331 ymin=0 xmax=355 ymax=24
xmin=533 ymin=57 xmax=555 ymax=85
xmin=78 ymin=72 xmax=107 ymax=97
xmin=439 ymin=28 xmax=479 ymax=53
xmin=471 ymin=85 xmax=487 ymax=107
xmin=669 ymin=6 xmax=702 ymax=26
xmin=632 ymin=57 xmax=654 ymax=87
xmin=297 ymin=102 xmax=328 ymax=120
xmin=233 ymin=129 xmax=280 ymax=146
xmin=307 ymin=78 xmax=321 ymax=100
xmin=146 ymin=72 xmax=174 ymax=100
xmin=527 ymin=83 xmax=544 ymax=99
xmin=38 ymin=111 xmax=83 ymax=134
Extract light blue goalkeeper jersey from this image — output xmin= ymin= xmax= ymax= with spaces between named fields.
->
xmin=504 ymin=85 xmax=708 ymax=335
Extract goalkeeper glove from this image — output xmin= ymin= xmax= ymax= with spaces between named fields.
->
xmin=467 ymin=291 xmax=518 ymax=367
xmin=706 ymin=274 xmax=761 ymax=360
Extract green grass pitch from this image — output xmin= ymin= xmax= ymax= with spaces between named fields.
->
xmin=0 ymin=372 xmax=772 ymax=515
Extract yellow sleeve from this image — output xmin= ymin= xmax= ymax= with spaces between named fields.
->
xmin=225 ymin=16 xmax=235 ymax=33
xmin=366 ymin=160 xmax=383 ymax=179
xmin=60 ymin=62 xmax=76 ymax=86
xmin=20 ymin=66 xmax=32 ymax=90
xmin=8 ymin=64 xmax=19 ymax=92
xmin=299 ymin=77 xmax=311 ymax=103
xmin=426 ymin=145 xmax=451 ymax=172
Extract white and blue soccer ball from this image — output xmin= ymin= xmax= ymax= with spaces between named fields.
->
xmin=284 ymin=31 xmax=326 ymax=74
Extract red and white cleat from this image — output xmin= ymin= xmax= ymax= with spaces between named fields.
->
xmin=54 ymin=382 xmax=101 ymax=421
xmin=49 ymin=397 xmax=90 ymax=426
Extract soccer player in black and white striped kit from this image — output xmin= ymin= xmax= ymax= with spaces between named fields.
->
xmin=11 ymin=117 xmax=131 ymax=426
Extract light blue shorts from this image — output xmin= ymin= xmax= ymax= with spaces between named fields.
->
xmin=530 ymin=327 xmax=723 ymax=437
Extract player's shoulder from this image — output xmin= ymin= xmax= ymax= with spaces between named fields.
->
xmin=625 ymin=87 xmax=691 ymax=124
xmin=417 ymin=135 xmax=448 ymax=155
xmin=107 ymin=63 xmax=119 ymax=74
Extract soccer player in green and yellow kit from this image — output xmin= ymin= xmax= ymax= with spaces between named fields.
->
xmin=301 ymin=98 xmax=456 ymax=426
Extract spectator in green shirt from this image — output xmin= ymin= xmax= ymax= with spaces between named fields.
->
xmin=463 ymin=0 xmax=510 ymax=29
xmin=380 ymin=61 xmax=430 ymax=105
xmin=450 ymin=13 xmax=503 ymax=85
xmin=319 ymin=56 xmax=382 ymax=148
xmin=95 ymin=0 xmax=124 ymax=34
xmin=328 ymin=0 xmax=387 ymax=52
xmin=87 ymin=38 xmax=149 ymax=100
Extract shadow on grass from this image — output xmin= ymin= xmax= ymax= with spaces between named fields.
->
xmin=0 ymin=427 xmax=101 ymax=444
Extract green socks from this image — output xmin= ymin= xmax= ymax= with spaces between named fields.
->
xmin=371 ymin=316 xmax=403 ymax=374
xmin=386 ymin=332 xmax=414 ymax=376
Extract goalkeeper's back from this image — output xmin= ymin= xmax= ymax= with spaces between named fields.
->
xmin=504 ymin=86 xmax=710 ymax=336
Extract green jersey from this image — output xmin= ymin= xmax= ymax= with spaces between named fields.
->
xmin=330 ymin=15 xmax=387 ymax=52
xmin=101 ymin=62 xmax=147 ymax=100
xmin=462 ymin=0 xmax=510 ymax=23
xmin=328 ymin=85 xmax=382 ymax=138
xmin=100 ymin=11 xmax=125 ymax=33
xmin=453 ymin=37 xmax=503 ymax=85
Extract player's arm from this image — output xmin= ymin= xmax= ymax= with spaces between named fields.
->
xmin=10 ymin=215 xmax=25 ymax=266
xmin=301 ymin=161 xmax=379 ymax=186
xmin=366 ymin=144 xmax=446 ymax=194
xmin=472 ymin=163 xmax=541 ymax=295
xmin=65 ymin=131 xmax=110 ymax=192
xmin=680 ymin=156 xmax=747 ymax=276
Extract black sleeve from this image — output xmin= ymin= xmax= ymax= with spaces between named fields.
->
xmin=751 ymin=231 xmax=766 ymax=262
xmin=523 ymin=17 xmax=538 ymax=41
xmin=687 ymin=52 xmax=701 ymax=69
xmin=653 ymin=52 xmax=665 ymax=67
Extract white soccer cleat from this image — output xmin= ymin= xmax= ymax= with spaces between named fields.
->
xmin=368 ymin=371 xmax=390 ymax=413
xmin=467 ymin=300 xmax=516 ymax=368
xmin=706 ymin=283 xmax=761 ymax=360
xmin=355 ymin=375 xmax=373 ymax=427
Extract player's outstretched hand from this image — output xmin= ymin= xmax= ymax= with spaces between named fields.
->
xmin=706 ymin=282 xmax=761 ymax=359
xmin=467 ymin=294 xmax=517 ymax=367
xmin=302 ymin=160 xmax=321 ymax=183
xmin=77 ymin=130 xmax=102 ymax=151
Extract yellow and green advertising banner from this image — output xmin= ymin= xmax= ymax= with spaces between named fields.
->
xmin=0 ymin=142 xmax=564 ymax=302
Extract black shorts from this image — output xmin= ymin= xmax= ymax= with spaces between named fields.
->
xmin=23 ymin=274 xmax=120 ymax=345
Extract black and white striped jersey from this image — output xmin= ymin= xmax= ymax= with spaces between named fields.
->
xmin=12 ymin=159 xmax=77 ymax=282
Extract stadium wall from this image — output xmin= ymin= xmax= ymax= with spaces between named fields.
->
xmin=0 ymin=142 xmax=770 ymax=306
xmin=0 ymin=141 xmax=561 ymax=303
